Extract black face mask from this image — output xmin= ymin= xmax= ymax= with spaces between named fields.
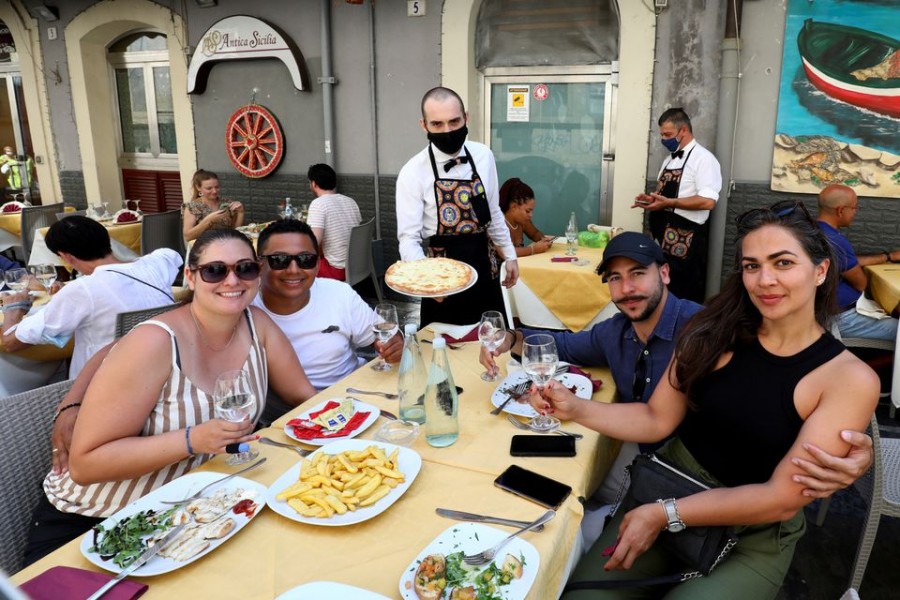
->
xmin=428 ymin=124 xmax=468 ymax=155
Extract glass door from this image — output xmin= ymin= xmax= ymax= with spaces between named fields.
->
xmin=0 ymin=73 xmax=37 ymax=200
xmin=484 ymin=71 xmax=616 ymax=236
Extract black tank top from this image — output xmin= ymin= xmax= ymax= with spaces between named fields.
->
xmin=678 ymin=332 xmax=844 ymax=487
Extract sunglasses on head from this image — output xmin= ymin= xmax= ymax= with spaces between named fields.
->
xmin=259 ymin=252 xmax=318 ymax=270
xmin=735 ymin=200 xmax=814 ymax=233
xmin=190 ymin=260 xmax=261 ymax=283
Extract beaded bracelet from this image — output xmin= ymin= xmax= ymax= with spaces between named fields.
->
xmin=185 ymin=426 xmax=195 ymax=456
xmin=52 ymin=402 xmax=82 ymax=425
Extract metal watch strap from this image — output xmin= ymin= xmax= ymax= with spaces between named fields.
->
xmin=658 ymin=497 xmax=685 ymax=531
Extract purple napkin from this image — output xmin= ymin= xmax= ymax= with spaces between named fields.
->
xmin=566 ymin=365 xmax=603 ymax=393
xmin=20 ymin=566 xmax=148 ymax=600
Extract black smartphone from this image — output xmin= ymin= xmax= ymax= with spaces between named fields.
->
xmin=494 ymin=465 xmax=572 ymax=509
xmin=510 ymin=435 xmax=576 ymax=457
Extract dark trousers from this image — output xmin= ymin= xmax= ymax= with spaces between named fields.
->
xmin=23 ymin=493 xmax=103 ymax=568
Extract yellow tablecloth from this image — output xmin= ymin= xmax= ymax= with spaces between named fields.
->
xmin=12 ymin=336 xmax=619 ymax=598
xmin=0 ymin=206 xmax=75 ymax=237
xmin=31 ymin=221 xmax=142 ymax=267
xmin=0 ymin=292 xmax=73 ymax=362
xmin=516 ymin=242 xmax=611 ymax=331
xmin=865 ymin=264 xmax=900 ymax=315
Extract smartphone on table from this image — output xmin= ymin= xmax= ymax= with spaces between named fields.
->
xmin=494 ymin=464 xmax=572 ymax=510
xmin=510 ymin=435 xmax=576 ymax=457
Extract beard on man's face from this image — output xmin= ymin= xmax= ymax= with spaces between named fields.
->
xmin=613 ymin=274 xmax=664 ymax=323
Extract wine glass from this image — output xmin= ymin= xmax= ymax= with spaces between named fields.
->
xmin=131 ymin=199 xmax=143 ymax=215
xmin=101 ymin=202 xmax=111 ymax=219
xmin=29 ymin=265 xmax=56 ymax=293
xmin=522 ymin=334 xmax=561 ymax=432
xmin=370 ymin=303 xmax=399 ymax=371
xmin=4 ymin=268 xmax=28 ymax=293
xmin=477 ymin=310 xmax=507 ymax=381
xmin=213 ymin=369 xmax=259 ymax=465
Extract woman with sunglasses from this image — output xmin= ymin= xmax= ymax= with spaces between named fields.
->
xmin=535 ymin=201 xmax=878 ymax=599
xmin=26 ymin=229 xmax=316 ymax=564
xmin=183 ymin=169 xmax=245 ymax=242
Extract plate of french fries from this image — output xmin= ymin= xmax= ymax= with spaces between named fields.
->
xmin=265 ymin=439 xmax=422 ymax=526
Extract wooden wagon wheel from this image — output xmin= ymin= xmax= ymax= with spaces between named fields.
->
xmin=226 ymin=104 xmax=285 ymax=178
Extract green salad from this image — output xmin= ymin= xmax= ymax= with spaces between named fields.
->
xmin=89 ymin=508 xmax=177 ymax=568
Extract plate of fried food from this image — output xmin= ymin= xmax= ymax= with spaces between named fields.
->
xmin=80 ymin=472 xmax=266 ymax=576
xmin=399 ymin=522 xmax=539 ymax=600
xmin=266 ymin=439 xmax=421 ymax=526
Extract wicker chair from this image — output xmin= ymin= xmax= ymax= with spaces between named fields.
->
xmin=115 ymin=302 xmax=183 ymax=339
xmin=345 ymin=217 xmax=382 ymax=302
xmin=20 ymin=203 xmax=63 ymax=264
xmin=0 ymin=379 xmax=74 ymax=574
xmin=140 ymin=209 xmax=185 ymax=256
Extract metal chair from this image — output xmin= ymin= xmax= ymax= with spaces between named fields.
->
xmin=115 ymin=302 xmax=183 ymax=339
xmin=0 ymin=379 xmax=74 ymax=574
xmin=140 ymin=209 xmax=185 ymax=256
xmin=20 ymin=202 xmax=63 ymax=264
xmin=344 ymin=217 xmax=383 ymax=302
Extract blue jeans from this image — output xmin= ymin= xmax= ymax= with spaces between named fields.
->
xmin=836 ymin=308 xmax=898 ymax=342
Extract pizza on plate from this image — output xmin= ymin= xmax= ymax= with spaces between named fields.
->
xmin=385 ymin=258 xmax=474 ymax=296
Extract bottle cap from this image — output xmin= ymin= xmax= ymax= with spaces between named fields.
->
xmin=431 ymin=336 xmax=446 ymax=349
xmin=404 ymin=323 xmax=418 ymax=335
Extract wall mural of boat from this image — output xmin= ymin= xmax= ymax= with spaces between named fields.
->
xmin=798 ymin=18 xmax=900 ymax=118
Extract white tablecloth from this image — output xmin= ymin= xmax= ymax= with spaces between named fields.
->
xmin=28 ymin=230 xmax=139 ymax=266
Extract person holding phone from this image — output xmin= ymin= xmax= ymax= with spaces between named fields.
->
xmin=498 ymin=177 xmax=553 ymax=257
xmin=183 ymin=169 xmax=244 ymax=242
xmin=534 ymin=202 xmax=878 ymax=598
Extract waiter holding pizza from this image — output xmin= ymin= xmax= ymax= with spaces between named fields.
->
xmin=396 ymin=87 xmax=518 ymax=326
xmin=633 ymin=107 xmax=722 ymax=303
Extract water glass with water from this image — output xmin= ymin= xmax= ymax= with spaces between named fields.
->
xmin=213 ymin=369 xmax=259 ymax=465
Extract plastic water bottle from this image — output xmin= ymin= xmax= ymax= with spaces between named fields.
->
xmin=565 ymin=212 xmax=578 ymax=256
xmin=424 ymin=336 xmax=459 ymax=447
xmin=398 ymin=323 xmax=427 ymax=424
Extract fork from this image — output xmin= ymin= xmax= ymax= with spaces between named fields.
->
xmin=490 ymin=381 xmax=530 ymax=415
xmin=345 ymin=387 xmax=399 ymax=400
xmin=462 ymin=510 xmax=556 ymax=566
xmin=507 ymin=414 xmax=583 ymax=439
xmin=159 ymin=457 xmax=266 ymax=505
xmin=259 ymin=437 xmax=312 ymax=457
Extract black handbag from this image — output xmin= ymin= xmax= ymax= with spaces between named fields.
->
xmin=565 ymin=453 xmax=739 ymax=592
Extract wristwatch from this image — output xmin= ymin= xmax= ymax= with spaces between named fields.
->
xmin=657 ymin=498 xmax=686 ymax=533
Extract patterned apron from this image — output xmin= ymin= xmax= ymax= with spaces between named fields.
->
xmin=421 ymin=145 xmax=504 ymax=326
xmin=647 ymin=148 xmax=709 ymax=303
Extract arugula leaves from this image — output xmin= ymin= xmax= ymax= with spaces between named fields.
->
xmin=89 ymin=508 xmax=177 ymax=568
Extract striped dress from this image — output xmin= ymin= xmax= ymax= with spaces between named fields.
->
xmin=43 ymin=310 xmax=267 ymax=518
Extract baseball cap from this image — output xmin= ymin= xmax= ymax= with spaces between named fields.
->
xmin=596 ymin=231 xmax=665 ymax=282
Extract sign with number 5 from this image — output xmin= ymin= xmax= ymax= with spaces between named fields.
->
xmin=408 ymin=0 xmax=426 ymax=17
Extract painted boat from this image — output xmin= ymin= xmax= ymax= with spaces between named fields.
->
xmin=797 ymin=19 xmax=900 ymax=118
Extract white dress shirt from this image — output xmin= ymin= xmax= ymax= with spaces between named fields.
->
xmin=657 ymin=139 xmax=722 ymax=225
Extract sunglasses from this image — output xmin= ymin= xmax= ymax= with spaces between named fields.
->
xmin=260 ymin=252 xmax=318 ymax=270
xmin=190 ymin=260 xmax=261 ymax=283
xmin=735 ymin=200 xmax=815 ymax=233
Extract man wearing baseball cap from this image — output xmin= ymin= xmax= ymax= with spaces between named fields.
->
xmin=481 ymin=230 xmax=874 ymax=549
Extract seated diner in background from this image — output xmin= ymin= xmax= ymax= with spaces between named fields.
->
xmin=0 ymin=215 xmax=181 ymax=378
xmin=499 ymin=177 xmax=554 ymax=257
xmin=23 ymin=228 xmax=317 ymax=566
xmin=534 ymin=201 xmax=879 ymax=598
xmin=182 ymin=169 xmax=244 ymax=242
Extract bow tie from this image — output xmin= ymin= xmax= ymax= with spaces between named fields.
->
xmin=670 ymin=150 xmax=684 ymax=160
xmin=443 ymin=155 xmax=470 ymax=172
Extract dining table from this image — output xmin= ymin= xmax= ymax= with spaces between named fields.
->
xmin=11 ymin=332 xmax=619 ymax=599
xmin=863 ymin=265 xmax=900 ymax=415
xmin=0 ymin=206 xmax=76 ymax=254
xmin=28 ymin=220 xmax=141 ymax=267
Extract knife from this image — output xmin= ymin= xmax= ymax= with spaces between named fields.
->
xmin=86 ymin=522 xmax=188 ymax=600
xmin=436 ymin=508 xmax=545 ymax=532
xmin=490 ymin=393 xmax=517 ymax=416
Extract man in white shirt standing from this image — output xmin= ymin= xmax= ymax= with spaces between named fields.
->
xmin=1 ymin=216 xmax=182 ymax=377
xmin=634 ymin=108 xmax=722 ymax=303
xmin=306 ymin=163 xmax=362 ymax=281
xmin=396 ymin=86 xmax=518 ymax=326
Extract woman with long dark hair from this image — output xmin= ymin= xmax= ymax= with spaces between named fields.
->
xmin=498 ymin=177 xmax=554 ymax=257
xmin=535 ymin=201 xmax=878 ymax=598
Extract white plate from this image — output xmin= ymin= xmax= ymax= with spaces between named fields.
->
xmin=276 ymin=582 xmax=391 ymax=600
xmin=398 ymin=522 xmax=540 ymax=600
xmin=490 ymin=369 xmax=592 ymax=418
xmin=385 ymin=262 xmax=479 ymax=299
xmin=283 ymin=397 xmax=380 ymax=446
xmin=266 ymin=439 xmax=422 ymax=527
xmin=80 ymin=472 xmax=267 ymax=576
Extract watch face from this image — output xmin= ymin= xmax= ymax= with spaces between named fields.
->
xmin=668 ymin=522 xmax=686 ymax=533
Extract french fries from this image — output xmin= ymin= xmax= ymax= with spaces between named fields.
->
xmin=276 ymin=445 xmax=405 ymax=518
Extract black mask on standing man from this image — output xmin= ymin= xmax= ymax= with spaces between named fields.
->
xmin=428 ymin=125 xmax=468 ymax=155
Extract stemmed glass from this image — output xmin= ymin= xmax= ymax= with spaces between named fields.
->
xmin=477 ymin=310 xmax=507 ymax=381
xmin=213 ymin=369 xmax=259 ymax=465
xmin=370 ymin=303 xmax=399 ymax=371
xmin=4 ymin=268 xmax=28 ymax=293
xmin=131 ymin=199 xmax=143 ymax=215
xmin=522 ymin=334 xmax=561 ymax=432
xmin=29 ymin=265 xmax=56 ymax=293
xmin=101 ymin=201 xmax=111 ymax=219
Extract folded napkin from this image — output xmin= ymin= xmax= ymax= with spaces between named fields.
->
xmin=426 ymin=322 xmax=479 ymax=343
xmin=287 ymin=400 xmax=370 ymax=440
xmin=20 ymin=566 xmax=148 ymax=600
xmin=564 ymin=365 xmax=603 ymax=393
xmin=856 ymin=294 xmax=890 ymax=320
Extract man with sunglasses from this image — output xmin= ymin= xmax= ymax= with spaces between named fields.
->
xmin=252 ymin=219 xmax=402 ymax=423
xmin=481 ymin=231 xmax=874 ymax=549
xmin=817 ymin=184 xmax=899 ymax=343
xmin=633 ymin=108 xmax=721 ymax=303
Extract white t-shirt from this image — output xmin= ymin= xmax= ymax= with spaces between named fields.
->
xmin=395 ymin=140 xmax=517 ymax=262
xmin=252 ymin=278 xmax=377 ymax=390
xmin=14 ymin=249 xmax=183 ymax=377
xmin=306 ymin=192 xmax=361 ymax=269
xmin=656 ymin=139 xmax=722 ymax=225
